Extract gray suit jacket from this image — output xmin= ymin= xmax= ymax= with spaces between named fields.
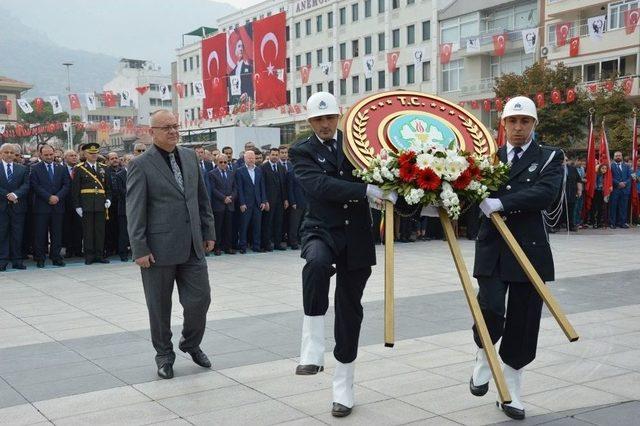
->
xmin=126 ymin=144 xmax=215 ymax=266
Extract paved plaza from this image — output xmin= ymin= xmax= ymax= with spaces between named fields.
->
xmin=0 ymin=228 xmax=639 ymax=425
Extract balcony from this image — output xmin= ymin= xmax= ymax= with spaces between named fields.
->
xmin=545 ymin=22 xmax=640 ymax=61
xmin=576 ymin=74 xmax=640 ymax=98
xmin=546 ymin=0 xmax=610 ymax=18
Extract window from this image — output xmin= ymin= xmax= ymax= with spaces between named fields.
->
xmin=392 ymin=29 xmax=400 ymax=48
xmin=609 ymin=0 xmax=639 ymax=30
xmin=189 ymin=57 xmax=194 ymax=70
xmin=442 ymin=59 xmax=463 ymax=92
xmin=406 ymin=64 xmax=415 ymax=84
xmin=183 ymin=59 xmax=187 ymax=72
xmin=392 ymin=0 xmax=400 ymax=9
xmin=317 ymin=49 xmax=323 ymax=64
xmin=365 ymin=77 xmax=372 ymax=91
xmin=392 ymin=69 xmax=400 ymax=86
xmin=365 ymin=0 xmax=372 ymax=17
xmin=306 ymin=85 xmax=312 ymax=99
xmin=365 ymin=36 xmax=372 ymax=54
xmin=378 ymin=70 xmax=385 ymax=89
xmin=305 ymin=52 xmax=312 ymax=66
xmin=286 ymin=25 xmax=290 ymax=41
xmin=286 ymin=90 xmax=291 ymax=104
xmin=316 ymin=15 xmax=323 ymax=32
xmin=378 ymin=32 xmax=386 ymax=51
xmin=305 ymin=19 xmax=311 ymax=35
xmin=340 ymin=42 xmax=347 ymax=60
xmin=352 ymin=75 xmax=360 ymax=94
xmin=352 ymin=39 xmax=359 ymax=57
xmin=489 ymin=52 xmax=534 ymax=79
xmin=340 ymin=78 xmax=347 ymax=95
xmin=328 ymin=11 xmax=334 ymax=29
xmin=296 ymin=87 xmax=302 ymax=103
xmin=422 ymin=61 xmax=431 ymax=81
xmin=352 ymin=3 xmax=359 ymax=22
xmin=584 ymin=63 xmax=598 ymax=82
xmin=407 ymin=0 xmax=415 ymax=4
xmin=317 ymin=83 xmax=323 ymax=92
xmin=407 ymin=24 xmax=415 ymax=45
xmin=295 ymin=55 xmax=301 ymax=68
xmin=328 ymin=80 xmax=334 ymax=94
xmin=328 ymin=46 xmax=334 ymax=62
xmin=295 ymin=22 xmax=301 ymax=38
xmin=286 ymin=57 xmax=290 ymax=73
xmin=419 ymin=23 xmax=429 ymax=44
xmin=196 ymin=55 xmax=200 ymax=69
xmin=601 ymin=59 xmax=618 ymax=79
xmin=441 ymin=13 xmax=479 ymax=44
xmin=378 ymin=0 xmax=385 ymax=14
xmin=340 ymin=7 xmax=346 ymax=25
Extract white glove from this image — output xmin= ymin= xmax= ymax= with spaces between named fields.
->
xmin=479 ymin=198 xmax=503 ymax=217
xmin=105 ymin=199 xmax=111 ymax=209
xmin=75 ymin=207 xmax=83 ymax=218
xmin=420 ymin=205 xmax=439 ymax=217
xmin=366 ymin=184 xmax=398 ymax=205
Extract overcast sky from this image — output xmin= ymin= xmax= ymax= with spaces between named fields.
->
xmin=218 ymin=0 xmax=264 ymax=9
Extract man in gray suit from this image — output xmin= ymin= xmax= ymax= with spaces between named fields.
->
xmin=127 ymin=110 xmax=216 ymax=379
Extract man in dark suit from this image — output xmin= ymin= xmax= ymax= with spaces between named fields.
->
xmin=555 ymin=156 xmax=581 ymax=232
xmin=235 ymin=149 xmax=267 ymax=253
xmin=127 ymin=110 xmax=216 ymax=379
xmin=289 ymin=92 xmax=396 ymax=417
xmin=62 ymin=149 xmax=83 ymax=257
xmin=30 ymin=144 xmax=70 ymax=267
xmin=104 ymin=152 xmax=121 ymax=257
xmin=261 ymin=147 xmax=288 ymax=251
xmin=208 ymin=154 xmax=237 ymax=255
xmin=0 ymin=143 xmax=30 ymax=270
xmin=114 ymin=155 xmax=132 ymax=261
xmin=195 ymin=146 xmax=214 ymax=176
xmin=609 ymin=150 xmax=632 ymax=228
xmin=287 ymin=167 xmax=306 ymax=250
xmin=470 ymin=97 xmax=563 ymax=421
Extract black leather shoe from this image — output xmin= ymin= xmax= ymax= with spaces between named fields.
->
xmin=85 ymin=259 xmax=93 ymax=265
xmin=213 ymin=249 xmax=222 ymax=256
xmin=96 ymin=258 xmax=110 ymax=264
xmin=498 ymin=402 xmax=525 ymax=420
xmin=157 ymin=363 xmax=174 ymax=379
xmin=290 ymin=244 xmax=299 ymax=250
xmin=64 ymin=252 xmax=73 ymax=259
xmin=36 ymin=260 xmax=45 ymax=268
xmin=13 ymin=264 xmax=26 ymax=270
xmin=331 ymin=402 xmax=352 ymax=417
xmin=225 ymin=249 xmax=236 ymax=255
xmin=52 ymin=259 xmax=66 ymax=267
xmin=469 ymin=377 xmax=489 ymax=396
xmin=0 ymin=264 xmax=7 ymax=272
xmin=295 ymin=364 xmax=324 ymax=375
xmin=239 ymin=248 xmax=246 ymax=254
xmin=189 ymin=349 xmax=212 ymax=368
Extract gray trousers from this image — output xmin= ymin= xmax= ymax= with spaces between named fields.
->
xmin=140 ymin=249 xmax=211 ymax=366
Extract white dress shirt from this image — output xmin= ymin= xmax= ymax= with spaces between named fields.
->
xmin=247 ymin=165 xmax=256 ymax=184
xmin=506 ymin=140 xmax=532 ymax=163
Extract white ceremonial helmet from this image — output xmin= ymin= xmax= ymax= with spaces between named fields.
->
xmin=501 ymin=96 xmax=538 ymax=124
xmin=307 ymin=92 xmax=340 ymax=119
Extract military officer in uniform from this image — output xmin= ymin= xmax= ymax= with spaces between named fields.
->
xmin=289 ymin=92 xmax=397 ymax=417
xmin=72 ymin=142 xmax=112 ymax=265
xmin=469 ymin=97 xmax=563 ymax=420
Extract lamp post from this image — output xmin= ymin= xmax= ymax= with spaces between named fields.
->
xmin=63 ymin=62 xmax=73 ymax=150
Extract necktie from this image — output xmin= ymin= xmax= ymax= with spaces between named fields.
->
xmin=7 ymin=163 xmax=13 ymax=181
xmin=47 ymin=164 xmax=54 ymax=182
xmin=272 ymin=163 xmax=277 ymax=173
xmin=222 ymin=171 xmax=227 ymax=180
xmin=511 ymin=147 xmax=523 ymax=165
xmin=168 ymin=152 xmax=184 ymax=192
xmin=323 ymin=139 xmax=336 ymax=152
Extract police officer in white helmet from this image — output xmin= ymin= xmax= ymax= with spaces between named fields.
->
xmin=289 ymin=92 xmax=397 ymax=417
xmin=470 ymin=96 xmax=563 ymax=420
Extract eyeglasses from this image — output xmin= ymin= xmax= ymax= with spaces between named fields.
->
xmin=219 ymin=161 xmax=228 ymax=164
xmin=151 ymin=124 xmax=180 ymax=132
xmin=135 ymin=149 xmax=146 ymax=152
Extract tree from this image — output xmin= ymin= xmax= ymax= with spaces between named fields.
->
xmin=16 ymin=100 xmax=85 ymax=148
xmin=493 ymin=62 xmax=634 ymax=152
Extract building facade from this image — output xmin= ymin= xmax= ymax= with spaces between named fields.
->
xmin=0 ymin=76 xmax=33 ymax=125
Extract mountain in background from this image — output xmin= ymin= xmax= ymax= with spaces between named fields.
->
xmin=1 ymin=0 xmax=236 ymax=98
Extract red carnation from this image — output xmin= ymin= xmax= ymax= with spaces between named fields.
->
xmin=468 ymin=165 xmax=482 ymax=179
xmin=399 ymin=162 xmax=417 ymax=182
xmin=398 ymin=151 xmax=416 ymax=167
xmin=452 ymin=168 xmax=473 ymax=190
xmin=416 ymin=168 xmax=441 ymax=191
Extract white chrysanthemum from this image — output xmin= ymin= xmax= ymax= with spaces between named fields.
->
xmin=405 ymin=188 xmax=425 ymax=205
xmin=372 ymin=168 xmax=383 ymax=183
xmin=392 ymin=168 xmax=400 ymax=177
xmin=415 ymin=153 xmax=434 ymax=170
xmin=381 ymin=167 xmax=394 ymax=180
xmin=430 ymin=157 xmax=446 ymax=177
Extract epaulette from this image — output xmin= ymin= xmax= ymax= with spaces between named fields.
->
xmin=76 ymin=162 xmax=84 ymax=167
xmin=98 ymin=162 xmax=107 ymax=167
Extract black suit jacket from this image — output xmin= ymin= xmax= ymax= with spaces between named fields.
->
xmin=208 ymin=168 xmax=237 ymax=212
xmin=29 ymin=161 xmax=70 ymax=214
xmin=564 ymin=164 xmax=580 ymax=201
xmin=473 ymin=142 xmax=563 ymax=282
xmin=289 ymin=130 xmax=375 ymax=270
xmin=262 ymin=161 xmax=288 ymax=204
xmin=0 ymin=162 xmax=30 ymax=214
xmin=114 ymin=169 xmax=128 ymax=216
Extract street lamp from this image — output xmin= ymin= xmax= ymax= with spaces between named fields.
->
xmin=62 ymin=62 xmax=73 ymax=150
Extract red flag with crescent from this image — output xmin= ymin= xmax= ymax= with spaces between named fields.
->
xmin=535 ymin=92 xmax=545 ymax=108
xmin=566 ymin=88 xmax=576 ymax=103
xmin=492 ymin=34 xmax=506 ymax=57
xmin=604 ymin=80 xmax=614 ymax=91
xmin=341 ymin=59 xmax=353 ymax=79
xmin=440 ymin=43 xmax=452 ymax=64
xmin=556 ymin=22 xmax=571 ymax=46
xmin=34 ymin=97 xmax=44 ymax=113
xmin=587 ymin=83 xmax=598 ymax=94
xmin=104 ymin=91 xmax=116 ymax=107
xmin=470 ymin=100 xmax=479 ymax=109
xmin=300 ymin=64 xmax=312 ymax=84
xmin=622 ymin=77 xmax=634 ymax=95
xmin=202 ymin=33 xmax=228 ymax=116
xmin=458 ymin=101 xmax=465 ymax=107
xmin=387 ymin=51 xmax=400 ymax=72
xmin=135 ymin=86 xmax=149 ymax=95
xmin=3 ymin=100 xmax=12 ymax=115
xmin=175 ymin=83 xmax=185 ymax=99
xmin=252 ymin=12 xmax=286 ymax=110
xmin=569 ymin=37 xmax=580 ymax=57
xmin=69 ymin=94 xmax=81 ymax=110
xmin=624 ymin=8 xmax=639 ymax=34
xmin=482 ymin=99 xmax=491 ymax=111
xmin=599 ymin=124 xmax=613 ymax=199
xmin=551 ymin=89 xmax=562 ymax=104
xmin=495 ymin=98 xmax=503 ymax=111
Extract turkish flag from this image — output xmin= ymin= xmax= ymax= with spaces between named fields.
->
xmin=252 ymin=12 xmax=287 ymax=110
xmin=202 ymin=33 xmax=229 ymax=115
xmin=300 ymin=64 xmax=311 ymax=84
xmin=340 ymin=59 xmax=353 ymax=79
xmin=622 ymin=77 xmax=634 ymax=95
xmin=387 ymin=51 xmax=400 ymax=72
xmin=104 ymin=91 xmax=116 ymax=107
xmin=599 ymin=125 xmax=613 ymax=199
xmin=624 ymin=8 xmax=640 ymax=34
xmin=440 ymin=43 xmax=452 ymax=65
xmin=551 ymin=89 xmax=562 ymax=104
xmin=535 ymin=92 xmax=545 ymax=108
xmin=135 ymin=86 xmax=149 ymax=95
xmin=175 ymin=83 xmax=185 ymax=99
xmin=470 ymin=100 xmax=479 ymax=109
xmin=566 ymin=88 xmax=576 ymax=103
xmin=34 ymin=97 xmax=44 ymax=113
xmin=569 ymin=37 xmax=580 ymax=57
xmin=583 ymin=117 xmax=596 ymax=213
xmin=494 ymin=98 xmax=503 ymax=111
xmin=604 ymin=80 xmax=614 ymax=91
xmin=631 ymin=113 xmax=639 ymax=216
xmin=4 ymin=100 xmax=12 ymax=115
xmin=69 ymin=94 xmax=81 ymax=110
xmin=483 ymin=99 xmax=491 ymax=111
xmin=458 ymin=101 xmax=465 ymax=107
xmin=496 ymin=120 xmax=506 ymax=148
xmin=556 ymin=22 xmax=571 ymax=46
xmin=492 ymin=34 xmax=506 ymax=57
xmin=587 ymin=83 xmax=598 ymax=93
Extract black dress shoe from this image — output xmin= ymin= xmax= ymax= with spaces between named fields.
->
xmin=0 ymin=264 xmax=7 ymax=272
xmin=52 ymin=259 xmax=66 ymax=267
xmin=213 ymin=249 xmax=222 ymax=256
xmin=225 ymin=249 xmax=236 ymax=255
xmin=331 ymin=402 xmax=352 ymax=417
xmin=620 ymin=224 xmax=629 ymax=229
xmin=36 ymin=260 xmax=45 ymax=268
xmin=120 ymin=256 xmax=128 ymax=262
xmin=189 ymin=349 xmax=212 ymax=368
xmin=12 ymin=264 xmax=26 ymax=270
xmin=239 ymin=248 xmax=246 ymax=254
xmin=157 ymin=363 xmax=174 ymax=379
xmin=275 ymin=246 xmax=287 ymax=251
xmin=469 ymin=377 xmax=489 ymax=396
xmin=290 ymin=244 xmax=299 ymax=250
xmin=85 ymin=259 xmax=94 ymax=265
xmin=498 ymin=402 xmax=525 ymax=420
xmin=295 ymin=364 xmax=324 ymax=375
xmin=96 ymin=258 xmax=110 ymax=264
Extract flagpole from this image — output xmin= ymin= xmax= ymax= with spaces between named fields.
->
xmin=630 ymin=108 xmax=638 ymax=224
xmin=63 ymin=62 xmax=74 ymax=151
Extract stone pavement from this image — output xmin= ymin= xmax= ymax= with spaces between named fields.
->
xmin=0 ymin=228 xmax=639 ymax=425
